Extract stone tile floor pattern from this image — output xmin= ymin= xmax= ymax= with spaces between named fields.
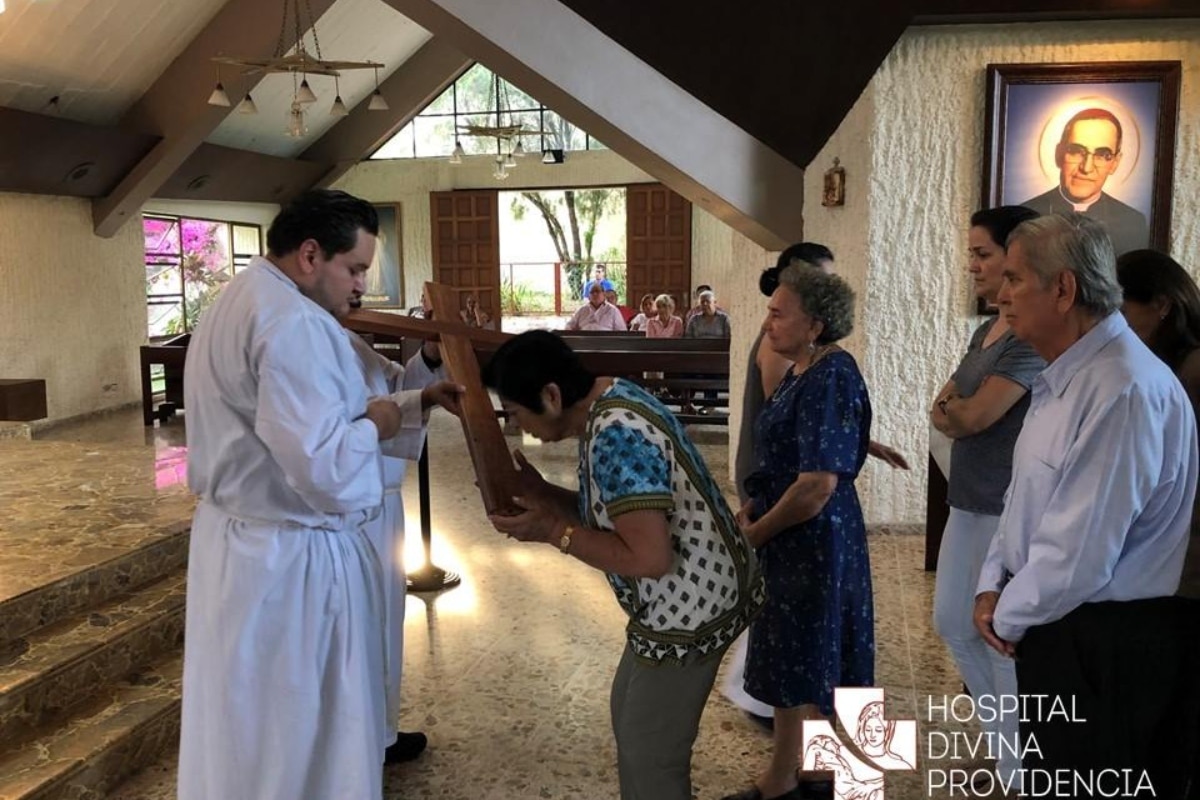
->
xmin=19 ymin=408 xmax=999 ymax=799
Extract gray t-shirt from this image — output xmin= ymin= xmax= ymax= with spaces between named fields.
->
xmin=685 ymin=311 xmax=731 ymax=338
xmin=947 ymin=319 xmax=1045 ymax=515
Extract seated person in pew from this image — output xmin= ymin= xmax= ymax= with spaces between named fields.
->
xmin=629 ymin=293 xmax=657 ymax=332
xmin=645 ymin=294 xmax=684 ymax=338
xmin=566 ymin=283 xmax=627 ymax=332
xmin=607 ymin=289 xmax=636 ymax=327
xmin=484 ymin=330 xmax=765 ymax=800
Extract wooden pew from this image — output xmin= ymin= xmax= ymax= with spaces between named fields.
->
xmin=554 ymin=334 xmax=731 ymax=425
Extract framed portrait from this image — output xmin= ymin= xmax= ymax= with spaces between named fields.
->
xmin=979 ymin=61 xmax=1181 ymax=311
xmin=362 ymin=203 xmax=403 ymax=308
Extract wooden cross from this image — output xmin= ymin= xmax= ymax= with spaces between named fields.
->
xmin=344 ymin=286 xmax=520 ymax=515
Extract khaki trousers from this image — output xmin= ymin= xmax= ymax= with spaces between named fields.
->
xmin=609 ymin=642 xmax=725 ymax=800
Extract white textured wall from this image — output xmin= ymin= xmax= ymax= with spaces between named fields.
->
xmin=0 ymin=193 xmax=145 ymax=421
xmin=805 ymin=20 xmax=1200 ymax=525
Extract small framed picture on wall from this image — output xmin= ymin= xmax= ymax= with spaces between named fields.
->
xmin=361 ymin=203 xmax=403 ymax=308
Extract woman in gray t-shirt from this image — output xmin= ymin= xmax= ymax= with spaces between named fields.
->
xmin=929 ymin=206 xmax=1045 ymax=787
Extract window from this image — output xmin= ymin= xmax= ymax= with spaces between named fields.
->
xmin=371 ymin=62 xmax=605 ymax=160
xmin=144 ymin=215 xmax=262 ymax=339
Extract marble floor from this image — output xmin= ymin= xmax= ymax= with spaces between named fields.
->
xmin=13 ymin=407 xmax=998 ymax=799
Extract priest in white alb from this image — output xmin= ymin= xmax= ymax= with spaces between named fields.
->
xmin=179 ymin=190 xmax=462 ymax=800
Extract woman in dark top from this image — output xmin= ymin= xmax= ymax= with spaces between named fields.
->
xmin=722 ymin=266 xmax=873 ymax=800
xmin=1118 ymin=249 xmax=1200 ymax=598
xmin=929 ymin=205 xmax=1044 ymax=789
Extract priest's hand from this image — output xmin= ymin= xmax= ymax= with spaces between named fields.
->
xmin=365 ymin=397 xmax=403 ymax=440
xmin=488 ymin=494 xmax=563 ymax=545
xmin=420 ymin=381 xmax=465 ymax=416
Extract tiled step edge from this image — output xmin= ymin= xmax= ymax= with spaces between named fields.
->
xmin=0 ymin=570 xmax=185 ymax=748
xmin=0 ymin=651 xmax=182 ymax=800
xmin=0 ymin=529 xmax=188 ymax=646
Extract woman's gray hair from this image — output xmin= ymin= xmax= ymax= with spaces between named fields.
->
xmin=654 ymin=293 xmax=675 ymax=310
xmin=778 ymin=265 xmax=855 ymax=344
xmin=1006 ymin=213 xmax=1122 ymax=317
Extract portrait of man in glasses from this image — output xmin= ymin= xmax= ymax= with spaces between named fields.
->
xmin=1020 ymin=107 xmax=1149 ymax=255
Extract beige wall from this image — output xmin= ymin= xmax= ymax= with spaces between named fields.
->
xmin=803 ymin=19 xmax=1200 ymax=525
xmin=0 ymin=193 xmax=145 ymax=421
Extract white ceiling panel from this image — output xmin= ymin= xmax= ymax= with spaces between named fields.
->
xmin=0 ymin=0 xmax=230 ymax=125
xmin=205 ymin=0 xmax=431 ymax=158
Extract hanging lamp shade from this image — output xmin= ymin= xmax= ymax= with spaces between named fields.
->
xmin=208 ymin=82 xmax=232 ymax=107
xmin=296 ymin=78 xmax=318 ymax=104
xmin=368 ymin=90 xmax=389 ymax=111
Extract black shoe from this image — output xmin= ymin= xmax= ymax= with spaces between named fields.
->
xmin=384 ymin=730 xmax=428 ymax=764
xmin=746 ymin=711 xmax=775 ymax=733
xmin=799 ymin=780 xmax=833 ymax=799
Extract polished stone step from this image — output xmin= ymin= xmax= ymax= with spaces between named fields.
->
xmin=0 ymin=570 xmax=185 ymax=749
xmin=0 ymin=531 xmax=188 ymax=648
xmin=0 ymin=649 xmax=182 ymax=800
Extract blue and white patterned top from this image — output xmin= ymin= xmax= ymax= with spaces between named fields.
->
xmin=579 ymin=379 xmax=765 ymax=663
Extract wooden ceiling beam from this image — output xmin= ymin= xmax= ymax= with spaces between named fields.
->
xmin=302 ymin=37 xmax=471 ymax=188
xmin=90 ymin=0 xmax=338 ymax=238
xmin=379 ymin=0 xmax=807 ymax=250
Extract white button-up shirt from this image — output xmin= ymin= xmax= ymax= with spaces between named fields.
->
xmin=978 ymin=312 xmax=1198 ymax=642
xmin=566 ymin=300 xmax=627 ymax=331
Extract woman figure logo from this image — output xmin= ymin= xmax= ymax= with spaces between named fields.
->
xmin=802 ymin=735 xmax=885 ymax=800
xmin=855 ymin=701 xmax=915 ymax=771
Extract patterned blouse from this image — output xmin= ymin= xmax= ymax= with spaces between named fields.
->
xmin=578 ymin=379 xmax=765 ymax=662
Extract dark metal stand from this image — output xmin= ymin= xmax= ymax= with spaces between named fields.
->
xmin=406 ymin=443 xmax=461 ymax=592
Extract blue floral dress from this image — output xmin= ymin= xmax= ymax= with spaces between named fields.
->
xmin=743 ymin=350 xmax=874 ymax=713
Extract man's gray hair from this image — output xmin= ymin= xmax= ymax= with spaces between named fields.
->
xmin=1006 ymin=213 xmax=1122 ymax=317
xmin=698 ymin=290 xmax=716 ymax=302
xmin=778 ymin=264 xmax=856 ymax=344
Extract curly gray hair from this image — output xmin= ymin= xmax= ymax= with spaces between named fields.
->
xmin=778 ymin=265 xmax=856 ymax=344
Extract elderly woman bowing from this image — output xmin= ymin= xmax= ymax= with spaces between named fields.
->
xmin=723 ymin=266 xmax=873 ymax=800
xmin=484 ymin=331 xmax=765 ymax=800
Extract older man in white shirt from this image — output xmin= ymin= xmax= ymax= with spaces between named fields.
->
xmin=974 ymin=213 xmax=1198 ymax=797
xmin=180 ymin=190 xmax=461 ymax=800
xmin=566 ymin=283 xmax=627 ymax=331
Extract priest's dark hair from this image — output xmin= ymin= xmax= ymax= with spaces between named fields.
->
xmin=267 ymin=189 xmax=379 ymax=258
xmin=482 ymin=330 xmax=595 ymax=413
xmin=761 ymin=242 xmax=835 ymax=297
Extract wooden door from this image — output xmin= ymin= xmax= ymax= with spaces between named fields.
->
xmin=430 ymin=190 xmax=501 ymax=326
xmin=625 ymin=184 xmax=691 ymax=316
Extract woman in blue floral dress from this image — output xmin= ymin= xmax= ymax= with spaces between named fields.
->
xmin=722 ymin=266 xmax=874 ymax=800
